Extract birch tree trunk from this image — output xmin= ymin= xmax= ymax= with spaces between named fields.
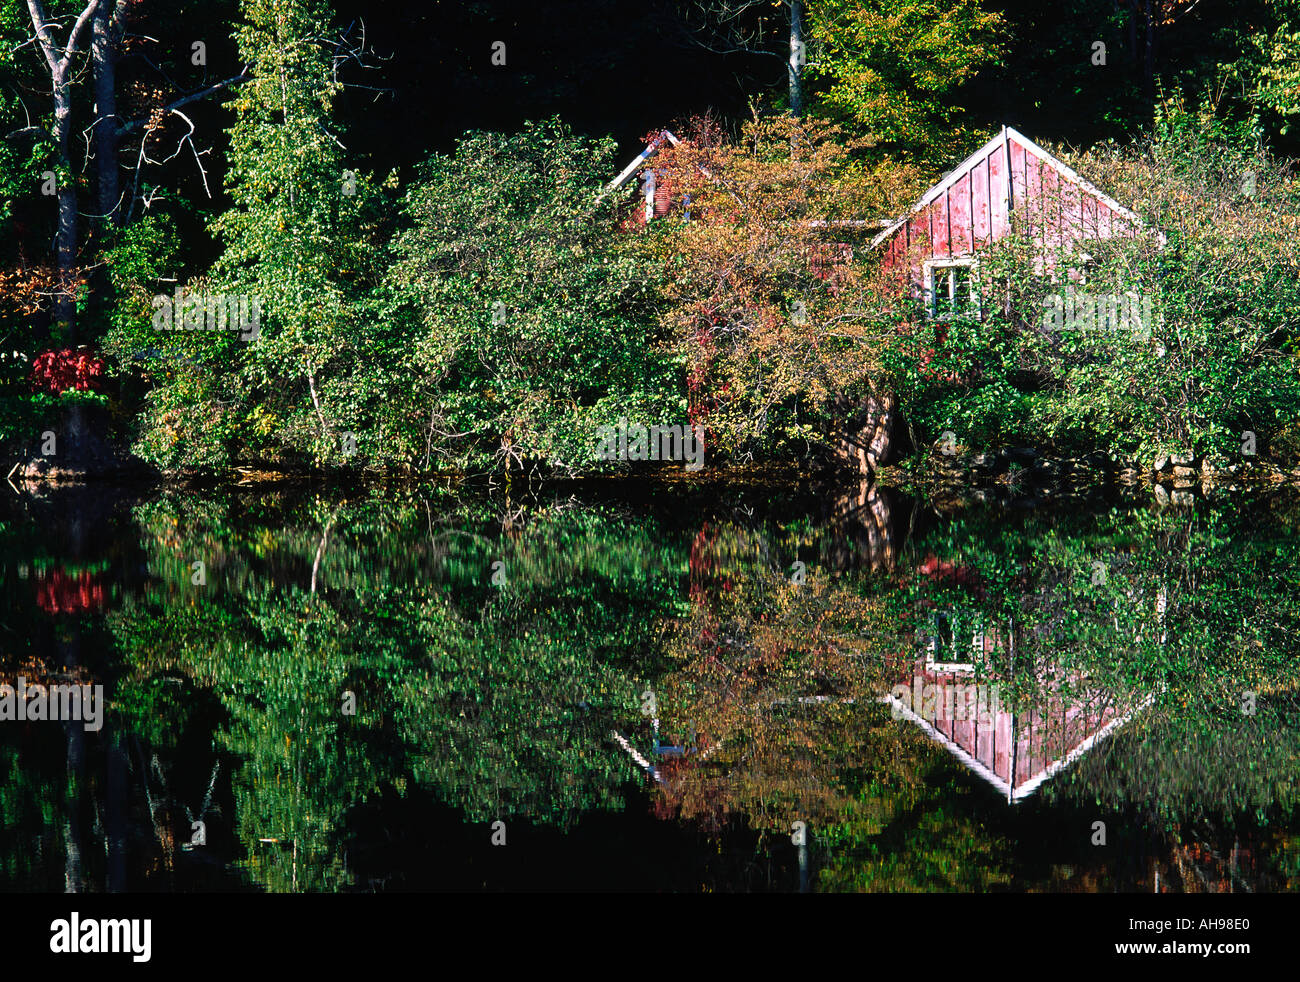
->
xmin=27 ymin=0 xmax=99 ymax=338
xmin=788 ymin=0 xmax=804 ymax=117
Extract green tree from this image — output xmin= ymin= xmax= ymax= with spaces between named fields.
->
xmin=386 ymin=119 xmax=674 ymax=473
xmin=806 ymin=0 xmax=1005 ymax=163
xmin=120 ymin=0 xmax=391 ymax=472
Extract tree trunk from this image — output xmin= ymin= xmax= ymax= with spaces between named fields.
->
xmin=106 ymin=736 xmax=128 ymax=892
xmin=832 ymin=390 xmax=898 ymax=475
xmin=1123 ymin=0 xmax=1137 ymax=65
xmin=60 ymin=629 xmax=86 ymax=893
xmin=92 ymin=0 xmax=122 ymax=230
xmin=27 ymin=0 xmax=100 ymax=339
xmin=788 ymin=0 xmax=804 ymax=117
xmin=1142 ymin=0 xmax=1157 ymax=108
xmin=53 ymin=74 xmax=77 ymax=336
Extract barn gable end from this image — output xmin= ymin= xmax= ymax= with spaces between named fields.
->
xmin=602 ymin=129 xmax=682 ymax=223
xmin=874 ymin=126 xmax=1152 ymax=307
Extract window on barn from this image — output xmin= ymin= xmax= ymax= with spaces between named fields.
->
xmin=924 ymin=259 xmax=980 ymax=320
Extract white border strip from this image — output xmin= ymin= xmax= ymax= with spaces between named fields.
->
xmin=883 ymin=690 xmax=1153 ymax=805
xmin=611 ymin=729 xmax=661 ymax=784
xmin=1009 ymin=692 xmax=1155 ymax=801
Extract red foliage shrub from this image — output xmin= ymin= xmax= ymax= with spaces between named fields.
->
xmin=30 ymin=348 xmax=106 ymax=394
xmin=916 ymin=554 xmax=985 ymax=599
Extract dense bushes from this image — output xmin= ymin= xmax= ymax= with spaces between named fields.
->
xmin=384 ymin=120 xmax=678 ymax=473
xmin=77 ymin=33 xmax=1300 ymax=479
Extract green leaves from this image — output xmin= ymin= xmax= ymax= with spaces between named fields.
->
xmin=386 ymin=119 xmax=673 ymax=473
xmin=807 ymin=0 xmax=1004 ymax=163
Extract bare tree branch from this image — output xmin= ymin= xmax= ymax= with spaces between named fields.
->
xmin=25 ymin=0 xmax=98 ymax=78
xmin=115 ymin=69 xmax=253 ymax=138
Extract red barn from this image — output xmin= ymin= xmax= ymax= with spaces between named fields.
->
xmin=603 ymin=129 xmax=682 ymax=224
xmin=873 ymin=126 xmax=1158 ymax=317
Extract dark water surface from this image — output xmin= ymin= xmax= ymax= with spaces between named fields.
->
xmin=2 ymin=478 xmax=1298 ymax=892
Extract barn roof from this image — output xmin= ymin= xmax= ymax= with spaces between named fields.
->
xmin=602 ymin=129 xmax=681 ymax=195
xmin=885 ymin=668 xmax=1152 ymax=804
xmin=870 ymin=126 xmax=1149 ymax=251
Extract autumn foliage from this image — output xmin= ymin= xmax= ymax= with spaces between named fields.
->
xmin=30 ymin=348 xmax=107 ymax=394
xmin=638 ymin=113 xmax=922 ymax=460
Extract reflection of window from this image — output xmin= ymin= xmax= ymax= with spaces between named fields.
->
xmin=927 ymin=609 xmax=979 ymax=672
xmin=924 ymin=259 xmax=980 ymax=320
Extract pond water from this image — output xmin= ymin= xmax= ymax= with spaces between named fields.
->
xmin=1 ymin=477 xmax=1297 ymax=892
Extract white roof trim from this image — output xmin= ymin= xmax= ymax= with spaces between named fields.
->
xmin=870 ymin=125 xmax=1156 ymax=251
xmin=1009 ymin=692 xmax=1154 ymax=802
xmin=882 ymin=689 xmax=1152 ymax=805
xmin=1006 ymin=127 xmax=1144 ymax=226
xmin=602 ymin=129 xmax=681 ymax=195
xmin=880 ymin=693 xmax=1015 ymax=802
xmin=611 ymin=728 xmax=661 ymax=784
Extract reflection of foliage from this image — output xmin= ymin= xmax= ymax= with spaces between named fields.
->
xmin=8 ymin=480 xmax=1300 ymax=892
xmin=108 ymin=490 xmax=685 ymax=890
xmin=656 ymin=492 xmax=1300 ymax=889
xmin=816 ymin=742 xmax=1016 ymax=891
xmin=1055 ymin=701 xmax=1300 ymax=829
xmin=895 ymin=495 xmax=1300 ymax=836
xmin=0 ymin=741 xmax=65 ymax=891
xmin=655 ymin=519 xmax=903 ymax=836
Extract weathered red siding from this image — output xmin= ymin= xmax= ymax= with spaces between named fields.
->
xmin=877 ymin=127 xmax=1147 ymax=297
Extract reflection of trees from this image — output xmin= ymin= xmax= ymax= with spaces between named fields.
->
xmin=899 ymin=497 xmax=1300 ymax=887
xmin=651 ymin=501 xmax=1025 ymax=889
xmin=822 ymin=479 xmax=905 ymax=574
xmin=657 ymin=514 xmax=905 ymax=828
xmin=654 ymin=490 xmax=1300 ymax=889
xmin=108 ymin=491 xmax=684 ymax=890
xmin=6 ymin=482 xmax=1300 ymax=892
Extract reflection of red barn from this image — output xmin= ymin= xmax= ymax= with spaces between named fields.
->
xmin=36 ymin=567 xmax=107 ymax=615
xmin=891 ymin=554 xmax=1150 ymax=804
xmin=888 ymin=652 xmax=1144 ymax=804
xmin=873 ymin=126 xmax=1159 ymax=312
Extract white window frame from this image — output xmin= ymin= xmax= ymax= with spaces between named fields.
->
xmin=923 ymin=257 xmax=981 ymax=321
xmin=926 ymin=609 xmax=978 ymax=673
